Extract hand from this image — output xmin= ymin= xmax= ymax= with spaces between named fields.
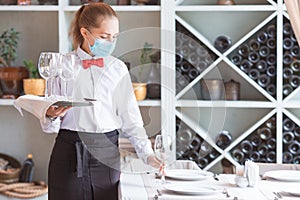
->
xmin=46 ymin=105 xmax=71 ymax=119
xmin=147 ymin=154 xmax=162 ymax=169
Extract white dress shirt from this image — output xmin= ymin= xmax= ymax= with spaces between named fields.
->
xmin=40 ymin=46 xmax=154 ymax=163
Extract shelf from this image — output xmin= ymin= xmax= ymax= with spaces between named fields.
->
xmin=0 ymin=99 xmax=14 ymax=106
xmin=137 ymin=100 xmax=161 ymax=107
xmin=176 ymin=100 xmax=276 ymax=108
xmin=0 ymin=5 xmax=59 ymax=11
xmin=175 ymin=5 xmax=277 ymax=12
xmin=63 ymin=5 xmax=161 ymax=12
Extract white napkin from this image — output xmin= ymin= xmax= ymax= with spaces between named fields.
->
xmin=13 ymin=95 xmax=66 ymax=122
xmin=244 ymin=160 xmax=259 ymax=187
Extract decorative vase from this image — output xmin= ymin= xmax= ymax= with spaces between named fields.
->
xmin=0 ymin=0 xmax=17 ymax=5
xmin=217 ymin=0 xmax=235 ymax=5
xmin=200 ymin=79 xmax=225 ymax=100
xmin=0 ymin=67 xmax=29 ymax=99
xmin=132 ymin=83 xmax=147 ymax=101
xmin=146 ymin=63 xmax=161 ymax=99
xmin=37 ymin=0 xmax=58 ymax=5
xmin=23 ymin=78 xmax=45 ymax=96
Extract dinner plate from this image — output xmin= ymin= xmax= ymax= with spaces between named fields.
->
xmin=53 ymin=101 xmax=93 ymax=107
xmin=264 ymin=170 xmax=300 ymax=182
xmin=164 ymin=183 xmax=217 ymax=195
xmin=165 ymin=169 xmax=213 ymax=181
xmin=282 ymin=187 xmax=300 ymax=196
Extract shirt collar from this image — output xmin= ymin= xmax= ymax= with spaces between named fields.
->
xmin=76 ymin=46 xmax=103 ymax=61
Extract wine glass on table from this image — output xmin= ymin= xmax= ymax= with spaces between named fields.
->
xmin=38 ymin=52 xmax=61 ymax=98
xmin=154 ymin=134 xmax=172 ymax=184
xmin=59 ymin=54 xmax=76 ymax=99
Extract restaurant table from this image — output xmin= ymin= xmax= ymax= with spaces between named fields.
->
xmin=119 ymin=168 xmax=300 ymax=200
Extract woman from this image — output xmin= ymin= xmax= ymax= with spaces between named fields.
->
xmin=40 ymin=2 xmax=161 ymax=200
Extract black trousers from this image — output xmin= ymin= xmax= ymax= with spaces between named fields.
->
xmin=48 ymin=129 xmax=121 ymax=200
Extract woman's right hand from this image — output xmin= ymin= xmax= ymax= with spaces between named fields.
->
xmin=46 ymin=105 xmax=71 ymax=119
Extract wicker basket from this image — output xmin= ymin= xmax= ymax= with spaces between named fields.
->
xmin=0 ymin=153 xmax=21 ymax=183
xmin=23 ymin=78 xmax=45 ymax=96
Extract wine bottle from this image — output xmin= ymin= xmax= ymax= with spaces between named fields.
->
xmin=248 ymin=51 xmax=260 ymax=64
xmin=266 ymin=151 xmax=276 ymax=163
xmin=19 ymin=154 xmax=34 ymax=182
xmin=188 ymin=68 xmax=199 ymax=80
xmin=288 ymin=140 xmax=300 ymax=155
xmin=256 ymin=60 xmax=267 ymax=73
xmin=248 ymin=68 xmax=260 ymax=80
xmin=239 ymin=59 xmax=253 ymax=73
xmin=266 ymin=137 xmax=276 ymax=150
xmin=188 ymin=149 xmax=199 ymax=161
xmin=257 ymin=144 xmax=269 ymax=157
xmin=249 ymin=151 xmax=260 ymax=162
xmin=267 ymin=24 xmax=276 ymax=38
xmin=238 ymin=44 xmax=250 ymax=58
xmin=249 ymin=39 xmax=260 ymax=52
xmin=283 ymin=151 xmax=294 ymax=163
xmin=177 ymin=128 xmax=193 ymax=145
xmin=291 ymin=32 xmax=298 ymax=43
xmin=290 ymin=75 xmax=300 ymax=88
xmin=283 ymin=84 xmax=293 ymax=96
xmin=266 ymin=54 xmax=276 ymax=66
xmin=180 ymin=60 xmax=191 ymax=74
xmin=283 ymin=118 xmax=296 ymax=132
xmin=209 ymin=150 xmax=219 ymax=160
xmin=266 ymin=65 xmax=276 ymax=77
xmin=199 ymin=141 xmax=212 ymax=157
xmin=195 ymin=61 xmax=208 ymax=73
xmin=258 ymin=127 xmax=272 ymax=140
xmin=250 ymin=134 xmax=262 ymax=147
xmin=214 ymin=35 xmax=232 ymax=53
xmin=197 ymin=46 xmax=209 ymax=59
xmin=231 ymin=54 xmax=242 ymax=66
xmin=283 ymin=37 xmax=294 ymax=50
xmin=283 ymin=52 xmax=293 ymax=65
xmin=240 ymin=140 xmax=253 ymax=154
xmin=258 ymin=46 xmax=270 ymax=58
xmin=176 ymin=54 xmax=183 ymax=65
xmin=283 ymin=22 xmax=292 ymax=36
xmin=283 ymin=67 xmax=293 ymax=79
xmin=266 ymin=84 xmax=276 ymax=96
xmin=232 ymin=148 xmax=245 ymax=164
xmin=197 ymin=157 xmax=208 ymax=169
xmin=265 ymin=117 xmax=276 ymax=129
xmin=187 ymin=52 xmax=199 ymax=66
xmin=257 ymin=74 xmax=271 ymax=88
xmin=189 ymin=135 xmax=202 ymax=150
xmin=188 ymin=38 xmax=199 ymax=50
xmin=215 ymin=130 xmax=232 ymax=149
xmin=283 ymin=131 xmax=295 ymax=144
xmin=291 ymin=60 xmax=300 ymax=73
xmin=266 ymin=38 xmax=276 ymax=50
xmin=293 ymin=155 xmax=300 ymax=164
xmin=294 ymin=126 xmax=300 ymax=138
xmin=179 ymin=44 xmax=190 ymax=57
xmin=290 ymin=46 xmax=300 ymax=58
xmin=257 ymin=31 xmax=268 ymax=44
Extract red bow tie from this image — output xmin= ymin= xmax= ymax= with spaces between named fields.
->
xmin=82 ymin=58 xmax=104 ymax=69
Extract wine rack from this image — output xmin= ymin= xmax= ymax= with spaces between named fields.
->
xmin=230 ymin=116 xmax=276 ymax=164
xmin=229 ymin=19 xmax=277 ymax=98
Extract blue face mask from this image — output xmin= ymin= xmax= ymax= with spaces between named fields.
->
xmin=88 ymin=34 xmax=116 ymax=57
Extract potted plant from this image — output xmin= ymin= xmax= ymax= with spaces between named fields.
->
xmin=23 ymin=60 xmax=45 ymax=96
xmin=0 ymin=28 xmax=28 ymax=98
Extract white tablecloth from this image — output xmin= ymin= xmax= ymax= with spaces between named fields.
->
xmin=119 ymin=172 xmax=300 ymax=200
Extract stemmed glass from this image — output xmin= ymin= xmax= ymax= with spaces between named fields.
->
xmin=154 ymin=134 xmax=172 ymax=184
xmin=38 ymin=52 xmax=61 ymax=98
xmin=59 ymin=54 xmax=76 ymax=99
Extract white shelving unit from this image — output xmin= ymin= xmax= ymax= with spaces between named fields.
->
xmin=1 ymin=0 xmax=300 ymax=176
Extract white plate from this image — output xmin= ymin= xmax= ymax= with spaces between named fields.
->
xmin=165 ymin=169 xmax=213 ymax=181
xmin=53 ymin=101 xmax=93 ymax=107
xmin=282 ymin=187 xmax=300 ymax=196
xmin=164 ymin=183 xmax=217 ymax=195
xmin=264 ymin=170 xmax=300 ymax=182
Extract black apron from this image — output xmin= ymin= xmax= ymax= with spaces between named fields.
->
xmin=48 ymin=129 xmax=120 ymax=200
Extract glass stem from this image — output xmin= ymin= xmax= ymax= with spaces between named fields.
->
xmin=44 ymin=79 xmax=48 ymax=98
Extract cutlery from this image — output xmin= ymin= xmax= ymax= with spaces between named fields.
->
xmin=213 ymin=174 xmax=219 ymax=181
xmin=84 ymin=98 xmax=97 ymax=101
xmin=156 ymin=189 xmax=162 ymax=196
xmin=273 ymin=192 xmax=282 ymax=199
xmin=223 ymin=188 xmax=230 ymax=198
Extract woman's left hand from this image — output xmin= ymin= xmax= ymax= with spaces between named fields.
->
xmin=147 ymin=155 xmax=162 ymax=168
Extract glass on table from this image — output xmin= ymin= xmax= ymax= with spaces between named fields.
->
xmin=38 ymin=52 xmax=62 ymax=98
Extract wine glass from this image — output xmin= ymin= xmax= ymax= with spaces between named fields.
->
xmin=38 ymin=52 xmax=61 ymax=98
xmin=154 ymin=134 xmax=171 ymax=184
xmin=59 ymin=54 xmax=76 ymax=99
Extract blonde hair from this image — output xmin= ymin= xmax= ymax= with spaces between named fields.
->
xmin=69 ymin=2 xmax=118 ymax=49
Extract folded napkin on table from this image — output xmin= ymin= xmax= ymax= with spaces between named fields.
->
xmin=13 ymin=95 xmax=68 ymax=123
